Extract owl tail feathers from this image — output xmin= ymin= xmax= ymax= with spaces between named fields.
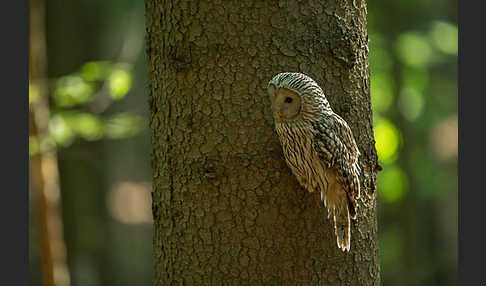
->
xmin=323 ymin=188 xmax=352 ymax=252
xmin=333 ymin=208 xmax=351 ymax=252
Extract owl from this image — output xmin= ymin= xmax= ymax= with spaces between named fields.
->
xmin=267 ymin=72 xmax=361 ymax=252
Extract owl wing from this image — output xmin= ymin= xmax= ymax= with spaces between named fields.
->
xmin=311 ymin=112 xmax=361 ymax=217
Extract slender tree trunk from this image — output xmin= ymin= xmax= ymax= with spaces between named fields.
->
xmin=29 ymin=0 xmax=70 ymax=285
xmin=145 ymin=0 xmax=380 ymax=285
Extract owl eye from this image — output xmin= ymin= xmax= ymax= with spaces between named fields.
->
xmin=284 ymin=97 xmax=293 ymax=103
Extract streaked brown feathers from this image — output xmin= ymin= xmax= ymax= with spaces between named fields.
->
xmin=268 ymin=72 xmax=361 ymax=252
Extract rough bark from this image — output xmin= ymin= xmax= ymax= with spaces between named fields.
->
xmin=145 ymin=0 xmax=380 ymax=285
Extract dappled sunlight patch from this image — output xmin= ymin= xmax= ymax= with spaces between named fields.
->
xmin=371 ymin=72 xmax=395 ymax=113
xmin=53 ymin=75 xmax=94 ymax=108
xmin=398 ymin=87 xmax=424 ymax=121
xmin=109 ymin=66 xmax=132 ymax=100
xmin=429 ymin=115 xmax=457 ymax=161
xmin=107 ymin=182 xmax=153 ymax=224
xmin=104 ymin=113 xmax=143 ymax=139
xmin=81 ymin=61 xmax=114 ymax=82
xmin=429 ymin=21 xmax=457 ymax=56
xmin=396 ymin=33 xmax=433 ymax=68
xmin=70 ymin=113 xmax=104 ymax=141
xmin=49 ymin=113 xmax=76 ymax=147
xmin=43 ymin=112 xmax=143 ymax=151
xmin=377 ymin=165 xmax=408 ymax=203
xmin=374 ymin=119 xmax=402 ymax=164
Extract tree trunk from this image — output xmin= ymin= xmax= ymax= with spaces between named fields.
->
xmin=30 ymin=0 xmax=70 ymax=285
xmin=145 ymin=0 xmax=380 ymax=285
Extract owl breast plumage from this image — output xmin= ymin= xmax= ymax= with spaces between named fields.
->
xmin=268 ymin=72 xmax=361 ymax=252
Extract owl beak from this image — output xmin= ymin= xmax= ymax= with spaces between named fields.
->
xmin=273 ymin=110 xmax=284 ymax=120
xmin=271 ymin=103 xmax=284 ymax=120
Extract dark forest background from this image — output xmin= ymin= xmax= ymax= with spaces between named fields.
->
xmin=29 ymin=0 xmax=457 ymax=285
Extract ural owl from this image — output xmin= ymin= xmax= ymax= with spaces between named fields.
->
xmin=267 ymin=72 xmax=361 ymax=252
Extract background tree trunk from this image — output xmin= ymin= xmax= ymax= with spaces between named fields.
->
xmin=145 ymin=0 xmax=380 ymax=285
xmin=30 ymin=0 xmax=71 ymax=285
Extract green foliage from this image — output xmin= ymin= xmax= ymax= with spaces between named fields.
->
xmin=429 ymin=21 xmax=458 ymax=56
xmin=46 ymin=111 xmax=142 ymax=149
xmin=398 ymin=87 xmax=424 ymax=121
xmin=378 ymin=164 xmax=408 ymax=203
xmin=50 ymin=112 xmax=105 ymax=143
xmin=53 ymin=61 xmax=133 ymax=108
xmin=53 ymin=75 xmax=95 ymax=108
xmin=109 ymin=66 xmax=133 ymax=100
xmin=402 ymin=66 xmax=429 ymax=93
xmin=29 ymin=61 xmax=142 ymax=156
xmin=371 ymin=72 xmax=394 ymax=113
xmin=104 ymin=113 xmax=143 ymax=139
xmin=369 ymin=33 xmax=393 ymax=73
xmin=71 ymin=113 xmax=105 ymax=141
xmin=374 ymin=118 xmax=401 ymax=164
xmin=396 ymin=32 xmax=435 ymax=68
xmin=49 ymin=113 xmax=77 ymax=147
xmin=81 ymin=61 xmax=114 ymax=82
xmin=368 ymin=2 xmax=457 ymax=285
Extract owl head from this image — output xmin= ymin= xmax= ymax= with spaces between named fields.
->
xmin=267 ymin=72 xmax=332 ymax=124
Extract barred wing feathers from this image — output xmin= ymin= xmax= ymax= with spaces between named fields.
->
xmin=312 ymin=113 xmax=361 ymax=251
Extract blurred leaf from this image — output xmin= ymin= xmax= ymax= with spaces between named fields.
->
xmin=378 ymin=165 xmax=408 ymax=203
xmin=429 ymin=21 xmax=457 ymax=55
xmin=402 ymin=67 xmax=429 ymax=93
xmin=48 ymin=113 xmax=76 ymax=147
xmin=53 ymin=75 xmax=95 ymax=108
xmin=109 ymin=66 xmax=132 ymax=100
xmin=372 ymin=113 xmax=383 ymax=131
xmin=104 ymin=113 xmax=143 ymax=139
xmin=396 ymin=32 xmax=433 ymax=68
xmin=371 ymin=72 xmax=395 ymax=113
xmin=399 ymin=87 xmax=424 ymax=121
xmin=46 ymin=111 xmax=142 ymax=148
xmin=374 ymin=118 xmax=401 ymax=164
xmin=70 ymin=113 xmax=104 ymax=141
xmin=81 ymin=61 xmax=114 ymax=82
xmin=369 ymin=33 xmax=393 ymax=73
